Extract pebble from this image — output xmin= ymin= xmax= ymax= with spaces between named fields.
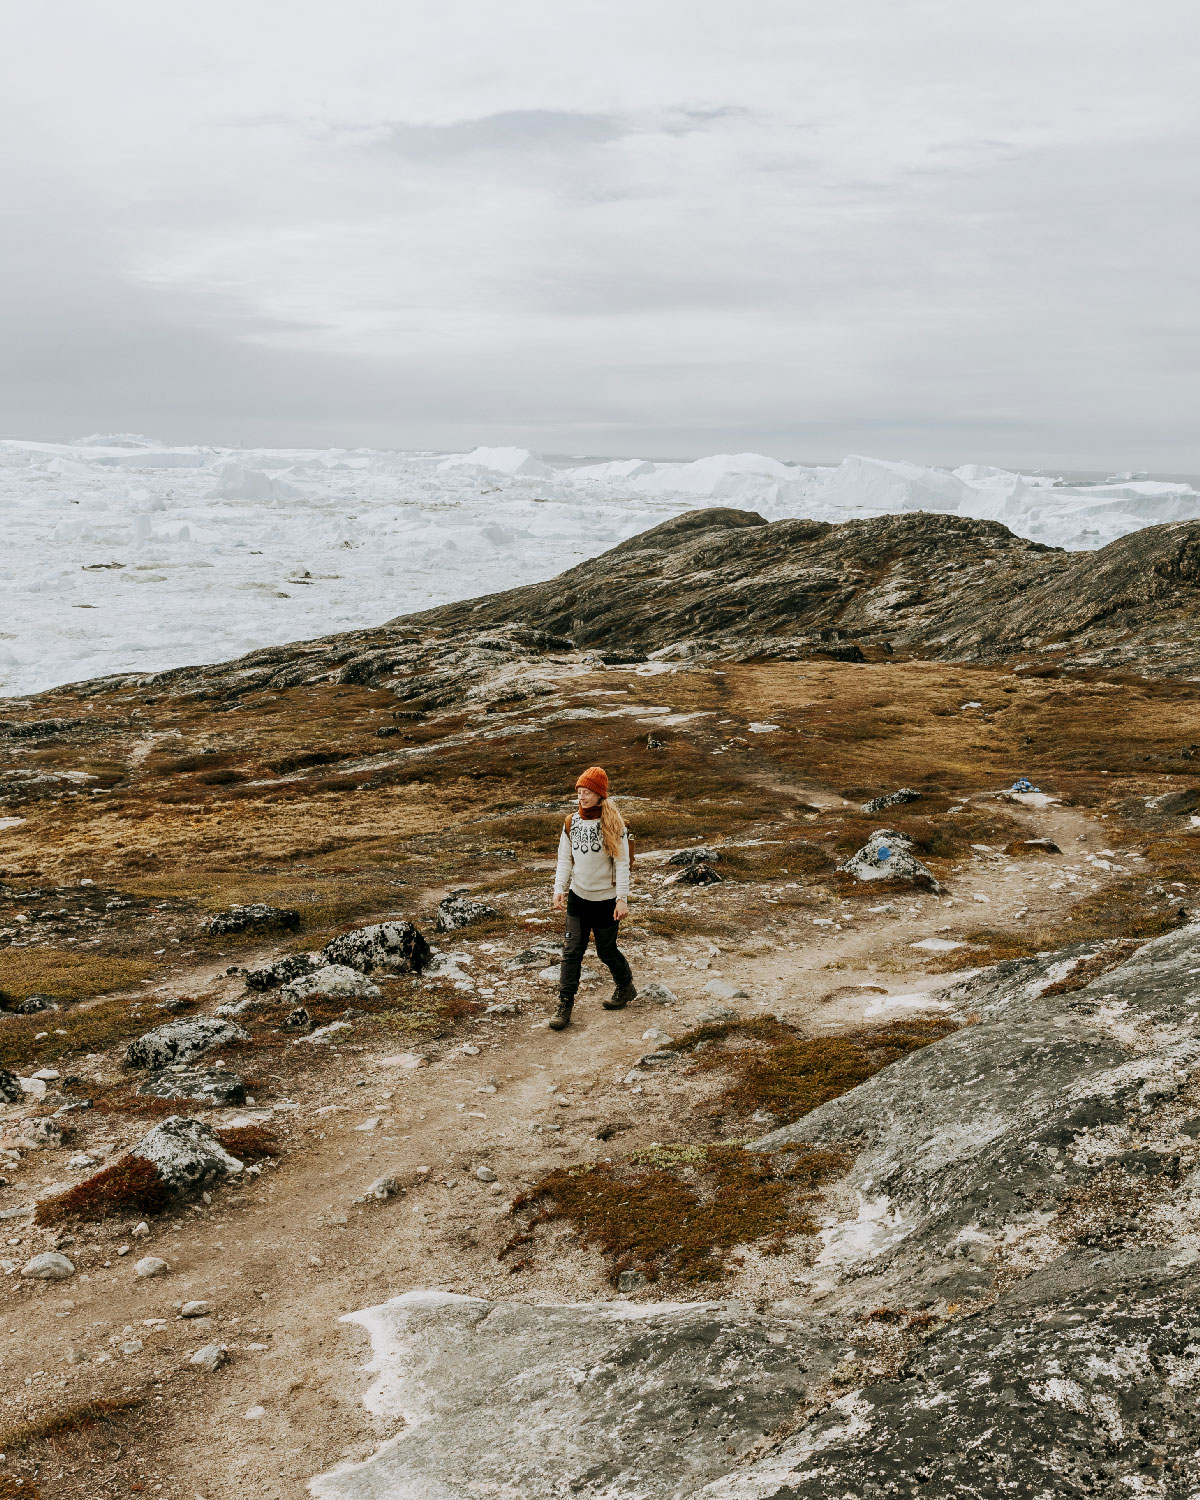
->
xmin=135 ymin=1256 xmax=170 ymax=1278
xmin=190 ymin=1343 xmax=228 ymax=1372
xmin=244 ymin=1405 xmax=266 ymax=1419
xmin=22 ymin=1252 xmax=75 ymax=1280
xmin=703 ymin=978 xmax=748 ymax=1001
xmin=364 ymin=1176 xmax=403 ymax=1201
xmin=354 ymin=1118 xmax=381 ymax=1132
xmin=697 ymin=1005 xmax=737 ymax=1025
xmin=180 ymin=1300 xmax=212 ymax=1318
xmin=131 ymin=1221 xmax=150 ymax=1237
xmin=31 ymin=1068 xmax=60 ymax=1081
xmin=120 ymin=1338 xmax=144 ymax=1355
xmin=461 ymin=1044 xmax=481 ymax=1056
xmin=475 ymin=1165 xmax=497 ymax=1182
xmin=67 ymin=1152 xmax=98 ymax=1170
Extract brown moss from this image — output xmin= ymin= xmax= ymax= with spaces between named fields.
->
xmin=0 ymin=1397 xmax=140 ymax=1453
xmin=1041 ymin=940 xmax=1144 ymax=996
xmin=0 ymin=1477 xmax=43 ymax=1499
xmin=216 ymin=1124 xmax=279 ymax=1161
xmin=673 ymin=1016 xmax=959 ymax=1124
xmin=34 ymin=1154 xmax=168 ymax=1225
xmin=507 ymin=1142 xmax=848 ymax=1283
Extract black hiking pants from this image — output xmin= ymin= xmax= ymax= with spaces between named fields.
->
xmin=559 ymin=891 xmax=633 ymax=999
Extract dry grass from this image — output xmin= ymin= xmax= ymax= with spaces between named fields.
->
xmin=215 ymin=1124 xmax=279 ymax=1161
xmin=0 ymin=996 xmax=146 ymax=1070
xmin=0 ymin=1398 xmax=140 ymax=1454
xmin=0 ymin=950 xmax=156 ymax=1004
xmin=507 ymin=1142 xmax=847 ymax=1284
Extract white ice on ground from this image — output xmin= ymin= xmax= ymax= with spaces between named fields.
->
xmin=2 ymin=436 xmax=1198 ymax=698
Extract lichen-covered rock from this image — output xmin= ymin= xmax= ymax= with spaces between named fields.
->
xmin=0 ymin=1067 xmax=22 ymax=1103
xmin=279 ymin=965 xmax=381 ymax=1002
xmin=12 ymin=994 xmax=56 ymax=1014
xmin=435 ymin=895 xmax=500 ymax=933
xmin=125 ymin=1017 xmax=250 ymax=1070
xmin=207 ymin=903 xmax=301 ymax=937
xmin=309 ymin=1293 xmax=842 ymax=1500
xmin=322 ymin=920 xmax=431 ymax=975
xmin=860 ymin=786 xmax=921 ymax=813
xmin=667 ymin=846 xmax=721 ymax=866
xmin=129 ymin=1115 xmax=243 ymax=1193
xmin=669 ymin=861 xmax=723 ymax=886
xmin=20 ymin=1117 xmax=64 ymax=1148
xmin=136 ymin=1067 xmax=246 ymax=1107
xmin=839 ymin=828 xmax=943 ymax=891
xmin=243 ymin=952 xmax=321 ymax=991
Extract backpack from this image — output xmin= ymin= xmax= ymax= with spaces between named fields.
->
xmin=563 ymin=812 xmax=635 ymax=868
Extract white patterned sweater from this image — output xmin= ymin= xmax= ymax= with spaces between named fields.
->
xmin=553 ymin=812 xmax=631 ymax=901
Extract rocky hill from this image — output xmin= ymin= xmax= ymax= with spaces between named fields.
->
xmin=79 ymin=510 xmax=1200 ymax=722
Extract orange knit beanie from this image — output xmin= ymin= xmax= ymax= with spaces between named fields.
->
xmin=576 ymin=765 xmax=609 ymax=798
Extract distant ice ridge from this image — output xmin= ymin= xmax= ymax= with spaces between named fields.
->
xmin=0 ymin=437 xmax=1197 ymax=698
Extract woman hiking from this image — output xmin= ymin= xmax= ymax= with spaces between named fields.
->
xmin=550 ymin=765 xmax=637 ymax=1031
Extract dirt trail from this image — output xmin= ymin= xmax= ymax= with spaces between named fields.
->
xmin=0 ymin=787 xmax=1139 ymax=1499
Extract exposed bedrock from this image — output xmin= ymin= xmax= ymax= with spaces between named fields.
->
xmin=313 ymin=925 xmax=1200 ymax=1499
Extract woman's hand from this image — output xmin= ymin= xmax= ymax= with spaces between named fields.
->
xmin=614 ymin=899 xmax=628 ymax=921
xmin=553 ymin=892 xmax=566 ymax=911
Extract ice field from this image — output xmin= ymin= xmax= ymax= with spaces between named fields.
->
xmin=3 ymin=435 xmax=1199 ymax=698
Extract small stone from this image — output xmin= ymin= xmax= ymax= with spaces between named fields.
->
xmin=365 ymin=1176 xmax=403 ymax=1201
xmin=461 ymin=1043 xmax=481 ymax=1056
xmin=244 ymin=1405 xmax=266 ymax=1419
xmin=617 ymin=1269 xmax=646 ymax=1292
xmin=22 ymin=1251 xmax=75 ymax=1280
xmin=67 ymin=1152 xmax=98 ymax=1171
xmin=697 ymin=1005 xmax=737 ymax=1025
xmin=861 ymin=788 xmax=922 ymax=814
xmin=120 ymin=1338 xmax=144 ymax=1355
xmin=31 ymin=1068 xmax=60 ymax=1081
xmin=702 ymin=978 xmax=747 ymax=1001
xmin=131 ymin=1221 xmax=150 ymax=1237
xmin=639 ymin=982 xmax=677 ymax=1006
xmin=475 ymin=1165 xmax=497 ymax=1182
xmin=117 ymin=1245 xmax=131 ymax=1256
xmin=180 ymin=1300 xmax=212 ymax=1317
xmin=135 ymin=1256 xmax=170 ymax=1278
xmin=21 ymin=1117 xmax=64 ymax=1149
xmin=189 ymin=1342 xmax=228 ymax=1372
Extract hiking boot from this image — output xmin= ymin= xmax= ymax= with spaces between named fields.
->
xmin=548 ymin=996 xmax=574 ymax=1031
xmin=603 ymin=982 xmax=637 ymax=1011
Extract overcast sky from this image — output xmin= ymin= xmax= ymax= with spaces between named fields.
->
xmin=1 ymin=1 xmax=1197 ymax=469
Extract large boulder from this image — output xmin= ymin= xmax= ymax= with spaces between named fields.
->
xmin=129 ymin=1115 xmax=243 ymax=1193
xmin=322 ymin=920 xmax=431 ymax=975
xmin=125 ymin=1017 xmax=250 ymax=1070
xmin=839 ymin=828 xmax=943 ymax=892
xmin=280 ymin=964 xmax=381 ymax=1001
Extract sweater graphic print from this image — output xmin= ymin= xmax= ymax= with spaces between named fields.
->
xmin=554 ymin=812 xmax=631 ymax=902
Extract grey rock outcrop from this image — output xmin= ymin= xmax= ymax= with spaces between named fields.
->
xmin=322 ymin=920 xmax=430 ymax=975
xmin=0 ymin=1067 xmax=23 ymax=1103
xmin=125 ymin=1017 xmax=250 ymax=1070
xmin=839 ymin=828 xmax=943 ymax=892
xmin=310 ymin=1292 xmax=842 ymax=1500
xmin=136 ymin=1067 xmax=246 ymax=1106
xmin=314 ymin=926 xmax=1200 ymax=1499
xmin=279 ymin=964 xmax=381 ymax=1001
xmin=207 ymin=902 xmax=301 ymax=937
xmin=667 ymin=846 xmax=721 ymax=866
xmin=861 ymin=787 xmax=921 ymax=813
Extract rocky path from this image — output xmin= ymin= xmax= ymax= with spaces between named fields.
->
xmin=0 ymin=779 xmax=1138 ymax=1500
